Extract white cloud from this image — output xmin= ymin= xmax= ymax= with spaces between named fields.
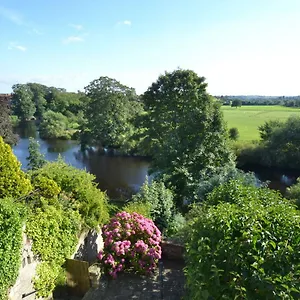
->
xmin=116 ymin=20 xmax=132 ymax=27
xmin=0 ymin=5 xmax=23 ymax=25
xmin=63 ymin=36 xmax=84 ymax=44
xmin=69 ymin=23 xmax=83 ymax=30
xmin=8 ymin=42 xmax=27 ymax=51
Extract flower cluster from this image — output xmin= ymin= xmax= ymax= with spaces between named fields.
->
xmin=98 ymin=211 xmax=162 ymax=278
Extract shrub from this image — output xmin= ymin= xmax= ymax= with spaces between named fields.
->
xmin=0 ymin=198 xmax=24 ymax=299
xmin=123 ymin=201 xmax=151 ymax=219
xmin=185 ymin=181 xmax=300 ymax=299
xmin=195 ymin=166 xmax=258 ymax=202
xmin=98 ymin=212 xmax=162 ymax=278
xmin=0 ymin=136 xmax=32 ymax=199
xmin=286 ymin=177 xmax=300 ymax=208
xmin=31 ymin=159 xmax=109 ymax=227
xmin=26 ymin=205 xmax=81 ymax=297
xmin=229 ymin=127 xmax=239 ymax=140
xmin=131 ymin=180 xmax=174 ymax=231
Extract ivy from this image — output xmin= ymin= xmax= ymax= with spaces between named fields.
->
xmin=26 ymin=205 xmax=81 ymax=297
xmin=0 ymin=198 xmax=24 ymax=300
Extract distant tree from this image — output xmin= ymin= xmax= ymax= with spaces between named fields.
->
xmin=231 ymin=99 xmax=242 ymax=108
xmin=258 ymin=120 xmax=283 ymax=141
xmin=27 ymin=138 xmax=46 ymax=170
xmin=39 ymin=110 xmax=69 ymax=139
xmin=0 ymin=96 xmax=18 ymax=145
xmin=140 ymin=69 xmax=234 ymax=203
xmin=229 ymin=127 xmax=239 ymax=140
xmin=11 ymin=84 xmax=36 ymax=120
xmin=82 ymin=76 xmax=143 ymax=150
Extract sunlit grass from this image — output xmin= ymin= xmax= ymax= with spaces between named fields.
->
xmin=222 ymin=105 xmax=300 ymax=141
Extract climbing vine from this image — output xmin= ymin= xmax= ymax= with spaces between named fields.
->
xmin=0 ymin=198 xmax=24 ymax=300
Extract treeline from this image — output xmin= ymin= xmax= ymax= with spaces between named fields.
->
xmin=218 ymin=95 xmax=300 ymax=107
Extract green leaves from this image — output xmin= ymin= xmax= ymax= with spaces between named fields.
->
xmin=0 ymin=198 xmax=23 ymax=300
xmin=82 ymin=76 xmax=143 ymax=151
xmin=185 ymin=181 xmax=300 ymax=299
xmin=140 ymin=69 xmax=234 ymax=204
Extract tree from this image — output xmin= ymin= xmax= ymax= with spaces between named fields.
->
xmin=11 ymin=84 xmax=36 ymax=120
xmin=0 ymin=96 xmax=18 ymax=145
xmin=228 ymin=127 xmax=239 ymax=140
xmin=0 ymin=136 xmax=32 ymax=198
xmin=82 ymin=76 xmax=143 ymax=150
xmin=27 ymin=138 xmax=46 ymax=170
xmin=39 ymin=110 xmax=69 ymax=139
xmin=140 ymin=69 xmax=234 ymax=203
xmin=231 ymin=99 xmax=242 ymax=107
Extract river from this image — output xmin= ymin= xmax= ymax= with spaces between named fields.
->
xmin=13 ymin=122 xmax=300 ymax=199
xmin=13 ymin=121 xmax=149 ymax=199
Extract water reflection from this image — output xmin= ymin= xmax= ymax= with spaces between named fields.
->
xmin=13 ymin=121 xmax=149 ymax=199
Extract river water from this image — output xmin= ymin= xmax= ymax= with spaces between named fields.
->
xmin=13 ymin=121 xmax=149 ymax=199
xmin=13 ymin=122 xmax=300 ymax=199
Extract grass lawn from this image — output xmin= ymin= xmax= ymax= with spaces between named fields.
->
xmin=222 ymin=105 xmax=300 ymax=141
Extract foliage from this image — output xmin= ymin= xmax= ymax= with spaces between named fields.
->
xmin=258 ymin=119 xmax=283 ymax=141
xmin=195 ymin=166 xmax=258 ymax=202
xmin=0 ymin=97 xmax=18 ymax=145
xmin=164 ymin=212 xmax=186 ymax=238
xmin=123 ymin=201 xmax=152 ymax=219
xmin=231 ymin=99 xmax=242 ymax=107
xmin=131 ymin=180 xmax=174 ymax=231
xmin=0 ymin=198 xmax=24 ymax=300
xmin=286 ymin=177 xmax=300 ymax=208
xmin=26 ymin=205 xmax=81 ymax=297
xmin=27 ymin=138 xmax=46 ymax=170
xmin=98 ymin=212 xmax=162 ymax=278
xmin=185 ymin=181 xmax=300 ymax=299
xmin=228 ymin=127 xmax=239 ymax=140
xmin=31 ymin=159 xmax=109 ymax=227
xmin=0 ymin=136 xmax=32 ymax=199
xmin=39 ymin=110 xmax=71 ymax=139
xmin=11 ymin=84 xmax=36 ymax=120
xmin=82 ymin=76 xmax=143 ymax=151
xmin=140 ymin=69 xmax=234 ymax=203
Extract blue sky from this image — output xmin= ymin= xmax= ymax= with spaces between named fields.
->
xmin=1 ymin=0 xmax=300 ymax=95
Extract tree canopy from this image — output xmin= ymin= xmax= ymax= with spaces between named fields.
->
xmin=81 ymin=76 xmax=143 ymax=151
xmin=140 ymin=69 xmax=234 ymax=203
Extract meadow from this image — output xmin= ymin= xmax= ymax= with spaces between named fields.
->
xmin=222 ymin=105 xmax=300 ymax=141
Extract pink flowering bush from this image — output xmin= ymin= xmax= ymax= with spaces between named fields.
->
xmin=98 ymin=211 xmax=162 ymax=278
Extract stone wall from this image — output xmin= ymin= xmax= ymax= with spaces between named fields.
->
xmin=8 ymin=227 xmax=104 ymax=300
xmin=9 ymin=228 xmax=40 ymax=300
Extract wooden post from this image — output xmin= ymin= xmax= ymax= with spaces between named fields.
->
xmin=66 ymin=259 xmax=91 ymax=296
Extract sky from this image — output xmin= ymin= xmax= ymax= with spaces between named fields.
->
xmin=0 ymin=0 xmax=300 ymax=96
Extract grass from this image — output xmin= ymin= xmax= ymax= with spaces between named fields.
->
xmin=222 ymin=105 xmax=300 ymax=141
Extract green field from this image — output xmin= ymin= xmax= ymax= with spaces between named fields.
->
xmin=222 ymin=106 xmax=300 ymax=141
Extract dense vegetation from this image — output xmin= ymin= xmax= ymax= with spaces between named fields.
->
xmin=185 ymin=181 xmax=300 ymax=299
xmin=11 ymin=83 xmax=84 ymax=139
xmin=2 ymin=68 xmax=300 ymax=298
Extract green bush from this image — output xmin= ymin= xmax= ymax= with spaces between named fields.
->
xmin=131 ymin=180 xmax=174 ymax=231
xmin=31 ymin=159 xmax=109 ymax=227
xmin=286 ymin=177 xmax=300 ymax=208
xmin=0 ymin=198 xmax=24 ymax=299
xmin=228 ymin=127 xmax=239 ymax=140
xmin=123 ymin=201 xmax=152 ymax=219
xmin=185 ymin=181 xmax=300 ymax=299
xmin=26 ymin=205 xmax=81 ymax=297
xmin=195 ymin=166 xmax=258 ymax=202
xmin=0 ymin=136 xmax=32 ymax=199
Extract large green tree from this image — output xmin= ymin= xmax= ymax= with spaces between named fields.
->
xmin=82 ymin=76 xmax=143 ymax=151
xmin=140 ymin=69 xmax=234 ymax=203
xmin=11 ymin=84 xmax=36 ymax=120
